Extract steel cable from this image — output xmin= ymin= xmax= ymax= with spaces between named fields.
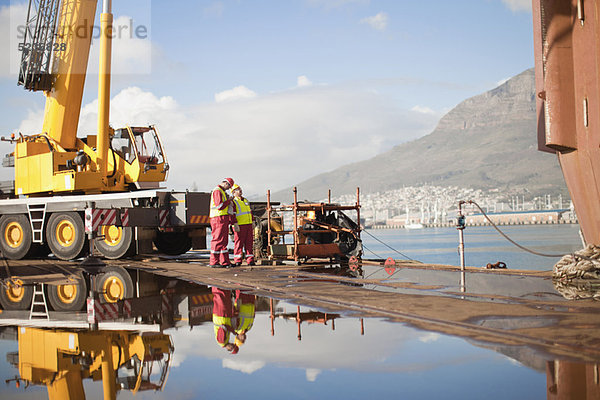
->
xmin=362 ymin=243 xmax=384 ymax=260
xmin=466 ymin=200 xmax=565 ymax=258
xmin=362 ymin=229 xmax=417 ymax=261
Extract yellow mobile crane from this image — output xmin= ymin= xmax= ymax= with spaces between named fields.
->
xmin=0 ymin=0 xmax=211 ymax=311
xmin=14 ymin=0 xmax=167 ymax=195
xmin=11 ymin=327 xmax=173 ymax=400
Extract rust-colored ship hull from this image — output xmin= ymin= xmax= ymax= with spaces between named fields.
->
xmin=533 ymin=0 xmax=600 ymax=245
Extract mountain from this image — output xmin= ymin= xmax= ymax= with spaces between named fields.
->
xmin=273 ymin=68 xmax=567 ymax=202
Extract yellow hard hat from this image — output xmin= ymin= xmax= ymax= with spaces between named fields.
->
xmin=232 ymin=184 xmax=241 ymax=190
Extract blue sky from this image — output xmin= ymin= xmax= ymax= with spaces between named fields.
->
xmin=0 ymin=0 xmax=534 ymax=196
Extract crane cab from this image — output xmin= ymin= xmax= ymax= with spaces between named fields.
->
xmin=107 ymin=125 xmax=169 ymax=190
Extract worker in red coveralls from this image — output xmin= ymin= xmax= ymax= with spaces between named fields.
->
xmin=209 ymin=178 xmax=234 ymax=267
xmin=231 ymin=184 xmax=255 ymax=266
xmin=211 ymin=287 xmax=238 ymax=354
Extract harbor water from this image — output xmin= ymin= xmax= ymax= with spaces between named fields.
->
xmin=361 ymin=224 xmax=583 ymax=270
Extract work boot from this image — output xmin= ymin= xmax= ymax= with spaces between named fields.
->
xmin=222 ymin=264 xmax=232 ymax=268
xmin=247 ymin=261 xmax=255 ymax=266
xmin=234 ymin=262 xmax=242 ymax=267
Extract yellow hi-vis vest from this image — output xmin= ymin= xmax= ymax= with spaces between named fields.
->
xmin=235 ymin=303 xmax=255 ymax=334
xmin=233 ymin=197 xmax=252 ymax=225
xmin=213 ymin=315 xmax=232 ymax=346
xmin=210 ymin=186 xmax=229 ymax=218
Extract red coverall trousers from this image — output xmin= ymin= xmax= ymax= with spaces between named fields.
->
xmin=233 ymin=223 xmax=254 ymax=264
xmin=212 ymin=287 xmax=235 ymax=346
xmin=210 ymin=215 xmax=231 ymax=265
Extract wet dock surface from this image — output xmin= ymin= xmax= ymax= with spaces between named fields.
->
xmin=5 ymin=251 xmax=597 ymax=363
xmin=1 ymin=252 xmax=599 ymax=399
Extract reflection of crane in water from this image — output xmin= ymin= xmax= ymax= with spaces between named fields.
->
xmin=268 ymin=299 xmax=365 ymax=340
xmin=6 ymin=327 xmax=173 ymax=400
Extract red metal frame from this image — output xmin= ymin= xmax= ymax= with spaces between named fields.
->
xmin=265 ymin=187 xmax=362 ymax=262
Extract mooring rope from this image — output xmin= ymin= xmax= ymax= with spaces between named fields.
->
xmin=553 ymin=245 xmax=600 ymax=281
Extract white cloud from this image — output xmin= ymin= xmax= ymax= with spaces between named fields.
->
xmin=15 ymin=107 xmax=43 ymax=135
xmin=214 ymin=85 xmax=257 ymax=103
xmin=297 ymin=75 xmax=313 ymax=88
xmin=306 ymin=368 xmax=321 ymax=382
xmin=222 ymin=359 xmax=266 ymax=374
xmin=411 ymin=105 xmax=436 ymax=115
xmin=501 ymin=0 xmax=532 ymax=12
xmin=360 ymin=12 xmax=389 ymax=31
xmin=418 ymin=332 xmax=440 ymax=343
xmin=15 ymin=80 xmax=438 ymax=197
xmin=76 ymin=86 xmax=178 ymax=134
xmin=87 ymin=15 xmax=153 ymax=76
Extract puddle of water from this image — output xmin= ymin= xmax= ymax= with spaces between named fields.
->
xmin=0 ymin=270 xmax=597 ymax=399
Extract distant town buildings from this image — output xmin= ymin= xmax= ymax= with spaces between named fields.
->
xmin=327 ymin=185 xmax=576 ymax=228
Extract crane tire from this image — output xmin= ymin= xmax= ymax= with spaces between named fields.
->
xmin=0 ymin=214 xmax=33 ymax=260
xmin=95 ymin=266 xmax=134 ymax=304
xmin=46 ymin=212 xmax=87 ymax=260
xmin=0 ymin=280 xmax=33 ymax=310
xmin=47 ymin=272 xmax=87 ymax=312
xmin=96 ymin=225 xmax=134 ymax=259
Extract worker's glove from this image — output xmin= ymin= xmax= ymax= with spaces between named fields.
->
xmin=233 ymin=223 xmax=240 ymax=233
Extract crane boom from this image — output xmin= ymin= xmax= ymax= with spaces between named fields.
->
xmin=42 ymin=0 xmax=98 ymax=150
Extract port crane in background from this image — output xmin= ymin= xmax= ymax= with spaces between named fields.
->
xmin=532 ymin=0 xmax=600 ymax=246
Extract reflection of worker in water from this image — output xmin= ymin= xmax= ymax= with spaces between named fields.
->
xmin=234 ymin=290 xmax=256 ymax=348
xmin=212 ymin=287 xmax=238 ymax=354
xmin=209 ymin=178 xmax=234 ymax=267
xmin=231 ymin=184 xmax=255 ymax=266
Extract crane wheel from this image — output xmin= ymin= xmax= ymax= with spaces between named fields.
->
xmin=47 ymin=272 xmax=87 ymax=311
xmin=46 ymin=212 xmax=87 ymax=260
xmin=154 ymin=231 xmax=192 ymax=255
xmin=0 ymin=215 xmax=33 ymax=260
xmin=95 ymin=266 xmax=133 ymax=303
xmin=96 ymin=225 xmax=134 ymax=259
xmin=0 ymin=279 xmax=33 ymax=310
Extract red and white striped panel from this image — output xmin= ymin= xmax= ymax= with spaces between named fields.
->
xmin=95 ymin=302 xmax=120 ymax=321
xmin=121 ymin=209 xmax=130 ymax=227
xmin=85 ymin=209 xmax=119 ymax=233
xmin=159 ymin=210 xmax=169 ymax=227
xmin=123 ymin=299 xmax=132 ymax=317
